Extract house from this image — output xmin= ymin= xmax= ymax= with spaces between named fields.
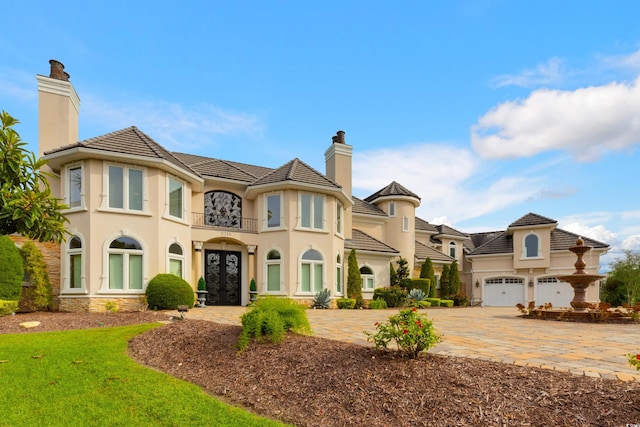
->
xmin=29 ymin=60 xmax=608 ymax=312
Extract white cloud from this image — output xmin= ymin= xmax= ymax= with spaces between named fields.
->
xmin=560 ymin=222 xmax=617 ymax=245
xmin=599 ymin=47 xmax=640 ymax=72
xmin=491 ymin=57 xmax=565 ymax=88
xmin=622 ymin=235 xmax=640 ymax=251
xmin=472 ymin=77 xmax=640 ymax=161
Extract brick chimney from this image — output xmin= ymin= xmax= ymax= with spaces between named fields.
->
xmin=36 ymin=59 xmax=80 ymax=157
xmin=324 ymin=130 xmax=353 ymax=238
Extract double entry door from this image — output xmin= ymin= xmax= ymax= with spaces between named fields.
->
xmin=204 ymin=250 xmax=242 ymax=306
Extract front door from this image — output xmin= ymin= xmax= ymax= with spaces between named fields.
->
xmin=205 ymin=250 xmax=242 ymax=305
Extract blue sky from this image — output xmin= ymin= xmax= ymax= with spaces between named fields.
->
xmin=1 ymin=1 xmax=639 ymax=270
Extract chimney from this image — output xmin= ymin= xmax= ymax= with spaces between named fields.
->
xmin=336 ymin=130 xmax=345 ymax=144
xmin=324 ymin=130 xmax=353 ymax=238
xmin=37 ymin=59 xmax=80 ymax=157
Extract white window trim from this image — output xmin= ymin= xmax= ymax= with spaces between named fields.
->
xmin=164 ymin=174 xmax=187 ymax=222
xmin=63 ymin=233 xmax=86 ymax=294
xmin=296 ymin=248 xmax=325 ymax=294
xmin=296 ymin=192 xmax=326 ymax=232
xmin=64 ymin=162 xmax=86 ymax=213
xmin=167 ymin=241 xmax=185 ymax=279
xmin=99 ymin=161 xmax=149 ymax=214
xmin=264 ymin=247 xmax=286 ymax=294
xmin=264 ymin=192 xmax=285 ymax=231
xmin=335 ymin=253 xmax=343 ymax=296
xmin=521 ymin=232 xmax=544 ymax=259
xmin=99 ymin=232 xmax=147 ymax=294
xmin=449 ymin=241 xmax=457 ymax=258
xmin=402 ymin=215 xmax=409 ymax=232
xmin=388 ymin=201 xmax=396 ymax=217
xmin=335 ymin=203 xmax=343 ymax=237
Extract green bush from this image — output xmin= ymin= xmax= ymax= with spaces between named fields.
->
xmin=426 ymin=298 xmax=441 ymax=307
xmin=237 ymin=297 xmax=311 ymax=352
xmin=369 ymin=298 xmax=388 ymax=309
xmin=373 ymin=286 xmax=407 ymax=308
xmin=337 ymin=298 xmax=356 ymax=309
xmin=417 ymin=301 xmax=431 ymax=308
xmin=440 ymin=299 xmax=454 ymax=307
xmin=145 ymin=274 xmax=194 ymax=310
xmin=0 ymin=236 xmax=23 ymax=301
xmin=0 ymin=299 xmax=19 ymax=316
xmin=407 ymin=278 xmax=430 ymax=296
xmin=20 ymin=241 xmax=52 ymax=310
xmin=450 ymin=293 xmax=469 ymax=307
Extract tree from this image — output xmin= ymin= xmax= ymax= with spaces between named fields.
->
xmin=0 ymin=111 xmax=68 ymax=242
xmin=608 ymin=250 xmax=640 ymax=306
xmin=0 ymin=235 xmax=23 ymax=300
xmin=347 ymin=249 xmax=364 ymax=308
xmin=440 ymin=264 xmax=450 ymax=298
xmin=447 ymin=260 xmax=461 ymax=296
xmin=395 ymin=257 xmax=410 ymax=288
xmin=420 ymin=258 xmax=437 ymax=298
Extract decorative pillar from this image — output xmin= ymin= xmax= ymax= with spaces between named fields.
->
xmin=193 ymin=241 xmax=203 ymax=285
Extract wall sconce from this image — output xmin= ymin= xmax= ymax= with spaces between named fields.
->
xmin=528 ymin=279 xmax=534 ymax=287
xmin=475 ymin=280 xmax=480 ymax=288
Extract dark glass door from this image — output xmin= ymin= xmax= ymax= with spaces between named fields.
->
xmin=205 ymin=250 xmax=241 ymax=305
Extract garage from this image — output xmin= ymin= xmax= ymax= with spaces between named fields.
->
xmin=483 ymin=277 xmax=525 ymax=306
xmin=535 ymin=277 xmax=573 ymax=308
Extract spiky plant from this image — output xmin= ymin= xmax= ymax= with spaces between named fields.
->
xmin=311 ymin=288 xmax=331 ymax=309
xmin=408 ymin=288 xmax=426 ymax=302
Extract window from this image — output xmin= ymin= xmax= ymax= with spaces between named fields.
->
xmin=524 ymin=234 xmax=539 ymax=257
xmin=168 ymin=243 xmax=184 ymax=278
xmin=360 ymin=266 xmax=375 ymax=291
xmin=266 ymin=250 xmax=282 ymax=292
xmin=168 ymin=176 xmax=184 ymax=219
xmin=67 ymin=236 xmax=83 ymax=289
xmin=402 ymin=216 xmax=409 ymax=232
xmin=389 ymin=201 xmax=396 ymax=217
xmin=266 ymin=194 xmax=281 ymax=228
xmin=336 ymin=203 xmax=343 ymax=235
xmin=336 ymin=254 xmax=343 ymax=295
xmin=204 ymin=190 xmax=242 ymax=227
xmin=300 ymin=249 xmax=323 ymax=292
xmin=67 ymin=165 xmax=82 ymax=208
xmin=107 ymin=165 xmax=144 ymax=211
xmin=485 ymin=277 xmax=525 ymax=285
xmin=449 ymin=242 xmax=457 ymax=258
xmin=108 ymin=236 xmax=143 ymax=290
xmin=300 ymin=193 xmax=324 ymax=230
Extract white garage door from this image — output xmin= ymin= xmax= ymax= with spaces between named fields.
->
xmin=484 ymin=277 xmax=525 ymax=307
xmin=535 ymin=277 xmax=573 ymax=308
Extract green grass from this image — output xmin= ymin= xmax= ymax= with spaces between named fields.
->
xmin=0 ymin=323 xmax=287 ymax=427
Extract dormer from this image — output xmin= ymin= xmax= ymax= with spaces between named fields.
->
xmin=508 ymin=213 xmax=557 ymax=269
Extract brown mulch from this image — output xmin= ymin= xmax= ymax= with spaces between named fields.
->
xmin=3 ymin=312 xmax=640 ymax=426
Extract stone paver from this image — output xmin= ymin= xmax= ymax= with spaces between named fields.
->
xmin=174 ymin=306 xmax=640 ymax=381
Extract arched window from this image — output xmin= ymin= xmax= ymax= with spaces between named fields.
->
xmin=67 ymin=236 xmax=83 ymax=289
xmin=168 ymin=243 xmax=184 ymax=278
xmin=449 ymin=241 xmax=457 ymax=258
xmin=266 ymin=250 xmax=282 ymax=292
xmin=360 ymin=266 xmax=375 ymax=291
xmin=108 ymin=237 xmax=143 ymax=290
xmin=336 ymin=254 xmax=343 ymax=295
xmin=301 ymin=249 xmax=323 ymax=293
xmin=524 ymin=234 xmax=539 ymax=257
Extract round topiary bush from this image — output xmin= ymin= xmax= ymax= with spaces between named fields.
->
xmin=145 ymin=274 xmax=194 ymax=310
xmin=0 ymin=236 xmax=24 ymax=301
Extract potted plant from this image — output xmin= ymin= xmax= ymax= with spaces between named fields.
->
xmin=195 ymin=276 xmax=208 ymax=308
xmin=249 ymin=278 xmax=258 ymax=304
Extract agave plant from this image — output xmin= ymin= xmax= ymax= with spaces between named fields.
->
xmin=311 ymin=288 xmax=331 ymax=309
xmin=408 ymin=288 xmax=426 ymax=302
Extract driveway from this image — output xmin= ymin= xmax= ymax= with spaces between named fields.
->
xmin=176 ymin=305 xmax=640 ymax=381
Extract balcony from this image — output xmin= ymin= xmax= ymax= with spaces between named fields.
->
xmin=191 ymin=213 xmax=258 ymax=233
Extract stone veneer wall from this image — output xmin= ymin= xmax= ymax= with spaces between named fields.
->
xmin=59 ymin=296 xmax=146 ymax=313
xmin=8 ymin=236 xmax=61 ymax=310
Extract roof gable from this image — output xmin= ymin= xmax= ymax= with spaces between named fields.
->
xmin=250 ymin=158 xmax=341 ymax=189
xmin=364 ymin=181 xmax=420 ymax=203
xmin=509 ymin=212 xmax=557 ymax=228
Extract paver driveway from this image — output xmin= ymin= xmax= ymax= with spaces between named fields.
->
xmin=176 ymin=305 xmax=640 ymax=381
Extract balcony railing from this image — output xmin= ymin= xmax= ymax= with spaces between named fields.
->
xmin=191 ymin=213 xmax=258 ymax=233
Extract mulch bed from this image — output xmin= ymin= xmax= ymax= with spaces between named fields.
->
xmin=3 ymin=312 xmax=640 ymax=426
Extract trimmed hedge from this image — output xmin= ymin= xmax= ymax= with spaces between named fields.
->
xmin=373 ymin=286 xmax=407 ymax=308
xmin=407 ymin=278 xmax=430 ymax=296
xmin=0 ymin=236 xmax=23 ymax=301
xmin=368 ymin=298 xmax=388 ymax=310
xmin=440 ymin=299 xmax=454 ymax=307
xmin=337 ymin=298 xmax=356 ymax=309
xmin=426 ymin=298 xmax=441 ymax=307
xmin=0 ymin=299 xmax=19 ymax=316
xmin=145 ymin=274 xmax=194 ymax=310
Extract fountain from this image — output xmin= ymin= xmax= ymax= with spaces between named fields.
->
xmin=555 ymin=237 xmax=605 ymax=311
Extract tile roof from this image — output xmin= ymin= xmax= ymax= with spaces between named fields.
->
xmin=45 ymin=126 xmax=194 ymax=174
xmin=415 ymin=217 xmax=438 ymax=233
xmin=509 ymin=212 xmax=557 ymax=228
xmin=550 ymin=229 xmax=609 ymax=250
xmin=345 ymin=229 xmax=399 ymax=254
xmin=435 ymin=224 xmax=468 ymax=239
xmin=250 ymin=158 xmax=341 ymax=189
xmin=467 ymin=231 xmax=503 ymax=250
xmin=415 ymin=241 xmax=455 ymax=262
xmin=364 ymin=181 xmax=420 ymax=203
xmin=352 ymin=197 xmax=388 ymax=216
xmin=173 ymin=152 xmax=273 ymax=183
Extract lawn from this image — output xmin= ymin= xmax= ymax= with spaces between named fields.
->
xmin=0 ymin=323 xmax=287 ymax=427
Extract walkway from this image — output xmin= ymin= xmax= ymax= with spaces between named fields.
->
xmin=173 ymin=305 xmax=640 ymax=382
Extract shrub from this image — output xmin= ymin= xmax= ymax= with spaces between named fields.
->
xmin=365 ymin=307 xmax=442 ymax=358
xmin=407 ymin=278 xmax=430 ymax=296
xmin=0 ymin=299 xmax=18 ymax=316
xmin=0 ymin=236 xmax=23 ymax=301
xmin=416 ymin=301 xmax=431 ymax=308
xmin=237 ymin=297 xmax=310 ymax=352
xmin=440 ymin=299 xmax=454 ymax=307
xmin=426 ymin=298 xmax=441 ymax=307
xmin=197 ymin=277 xmax=206 ymax=291
xmin=20 ymin=241 xmax=52 ymax=310
xmin=347 ymin=249 xmax=364 ymax=308
xmin=337 ymin=298 xmax=356 ymax=309
xmin=311 ymin=288 xmax=331 ymax=309
xmin=450 ymin=293 xmax=469 ymax=307
xmin=368 ymin=298 xmax=388 ymax=309
xmin=145 ymin=274 xmax=194 ymax=310
xmin=373 ymin=286 xmax=407 ymax=308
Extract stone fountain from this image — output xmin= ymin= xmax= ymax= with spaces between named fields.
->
xmin=555 ymin=237 xmax=605 ymax=311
